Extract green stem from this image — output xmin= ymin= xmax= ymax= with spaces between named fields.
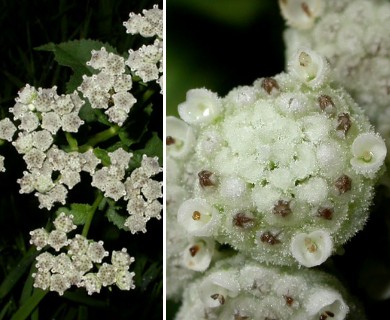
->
xmin=10 ymin=289 xmax=47 ymax=320
xmin=65 ymin=132 xmax=78 ymax=151
xmin=82 ymin=192 xmax=104 ymax=237
xmin=79 ymin=125 xmax=119 ymax=153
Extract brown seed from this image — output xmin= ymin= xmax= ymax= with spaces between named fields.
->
xmin=192 ymin=211 xmax=201 ymax=220
xmin=260 ymin=231 xmax=281 ymax=245
xmin=318 ymin=95 xmax=335 ymax=112
xmin=166 ymin=136 xmax=175 ymax=145
xmin=273 ymin=200 xmax=292 ymax=217
xmin=284 ymin=295 xmax=294 ymax=306
xmin=336 ymin=113 xmax=351 ymax=135
xmin=210 ymin=293 xmax=225 ymax=305
xmin=233 ymin=212 xmax=255 ymax=229
xmin=189 ymin=245 xmax=200 ymax=257
xmin=317 ymin=207 xmax=334 ymax=220
xmin=325 ymin=311 xmax=335 ymax=317
xmin=261 ymin=77 xmax=280 ymax=94
xmin=335 ymin=174 xmax=352 ymax=194
xmin=198 ymin=170 xmax=216 ymax=187
xmin=301 ymin=2 xmax=312 ymax=17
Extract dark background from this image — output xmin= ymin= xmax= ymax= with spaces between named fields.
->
xmin=0 ymin=0 xmax=163 ymax=319
xmin=166 ymin=0 xmax=390 ymax=319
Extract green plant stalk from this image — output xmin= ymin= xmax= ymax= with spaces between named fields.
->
xmin=82 ymin=192 xmax=104 ymax=237
xmin=10 ymin=289 xmax=46 ymax=320
xmin=79 ymin=125 xmax=120 ymax=153
xmin=65 ymin=132 xmax=78 ymax=151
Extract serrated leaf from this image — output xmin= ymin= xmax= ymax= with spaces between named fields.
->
xmin=35 ymin=40 xmax=117 ymax=93
xmin=56 ymin=203 xmax=92 ymax=225
xmin=106 ymin=205 xmax=127 ymax=231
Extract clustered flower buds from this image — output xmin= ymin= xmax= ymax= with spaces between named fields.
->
xmin=175 ymin=255 xmax=361 ymax=320
xmin=123 ymin=5 xmax=163 ymax=92
xmin=167 ymin=48 xmax=387 ymax=312
xmin=30 ymin=213 xmax=135 ymax=295
xmin=281 ymin=0 xmax=390 ymax=146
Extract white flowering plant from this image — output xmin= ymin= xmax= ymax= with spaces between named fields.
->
xmin=0 ymin=1 xmax=162 ymax=319
xmin=167 ymin=1 xmax=390 ymax=319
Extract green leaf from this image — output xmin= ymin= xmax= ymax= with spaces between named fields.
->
xmin=0 ymin=248 xmax=38 ymax=300
xmin=105 ymin=201 xmax=127 ymax=231
xmin=10 ymin=289 xmax=47 ymax=320
xmin=93 ymin=148 xmax=111 ymax=166
xmin=35 ymin=40 xmax=117 ymax=93
xmin=134 ymin=132 xmax=163 ymax=165
xmin=56 ymin=203 xmax=92 ymax=226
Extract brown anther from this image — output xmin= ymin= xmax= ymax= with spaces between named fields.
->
xmin=233 ymin=212 xmax=255 ymax=229
xmin=260 ymin=231 xmax=281 ymax=245
xmin=325 ymin=311 xmax=335 ymax=317
xmin=284 ymin=295 xmax=294 ymax=306
xmin=192 ymin=211 xmax=201 ymax=220
xmin=336 ymin=113 xmax=351 ymax=135
xmin=198 ymin=170 xmax=216 ymax=187
xmin=335 ymin=174 xmax=352 ymax=194
xmin=319 ymin=314 xmax=327 ymax=320
xmin=299 ymin=51 xmax=311 ymax=67
xmin=318 ymin=95 xmax=335 ymax=112
xmin=166 ymin=136 xmax=175 ymax=145
xmin=305 ymin=238 xmax=317 ymax=253
xmin=210 ymin=293 xmax=225 ymax=305
xmin=234 ymin=312 xmax=249 ymax=320
xmin=273 ymin=200 xmax=292 ymax=217
xmin=317 ymin=207 xmax=334 ymax=220
xmin=261 ymin=77 xmax=280 ymax=94
xmin=189 ymin=245 xmax=200 ymax=257
xmin=301 ymin=2 xmax=312 ymax=17
xmin=319 ymin=311 xmax=335 ymax=320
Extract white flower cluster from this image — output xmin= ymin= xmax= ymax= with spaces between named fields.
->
xmin=281 ymin=0 xmax=390 ymax=136
xmin=123 ymin=5 xmax=163 ymax=92
xmin=79 ymin=47 xmax=136 ymax=126
xmin=30 ymin=213 xmax=135 ymax=295
xmin=176 ymin=255 xmax=362 ymax=320
xmin=167 ymin=49 xmax=386 ymax=280
xmin=91 ymin=149 xmax=162 ymax=234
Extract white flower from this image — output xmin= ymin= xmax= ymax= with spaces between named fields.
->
xmin=178 ymin=89 xmax=222 ymax=126
xmin=279 ymin=0 xmax=323 ymax=29
xmin=177 ymin=198 xmax=220 ymax=237
xmin=290 ymin=229 xmax=333 ymax=267
xmin=350 ymin=133 xmax=387 ymax=178
xmin=288 ymin=48 xmax=329 ymax=88
xmin=304 ymin=288 xmax=349 ymax=320
xmin=166 ymin=116 xmax=196 ymax=159
xmin=182 ymin=238 xmax=215 ymax=272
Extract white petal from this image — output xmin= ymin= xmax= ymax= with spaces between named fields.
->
xmin=178 ymin=89 xmax=222 ymax=126
xmin=177 ymin=198 xmax=219 ymax=237
xmin=290 ymin=229 xmax=333 ymax=267
xmin=289 ymin=48 xmax=329 ymax=88
xmin=182 ymin=238 xmax=214 ymax=272
xmin=350 ymin=133 xmax=387 ymax=178
xmin=166 ymin=116 xmax=196 ymax=159
xmin=304 ymin=288 xmax=349 ymax=320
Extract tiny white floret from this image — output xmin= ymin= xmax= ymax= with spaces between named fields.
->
xmin=178 ymin=89 xmax=222 ymax=126
xmin=350 ymin=133 xmax=386 ymax=178
xmin=166 ymin=116 xmax=196 ymax=159
xmin=177 ymin=198 xmax=219 ymax=237
xmin=279 ymin=0 xmax=323 ymax=30
xmin=290 ymin=229 xmax=333 ymax=267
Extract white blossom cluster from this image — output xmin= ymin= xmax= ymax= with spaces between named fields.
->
xmin=91 ymin=148 xmax=163 ymax=234
xmin=280 ymin=0 xmax=390 ymax=141
xmin=78 ymin=47 xmax=136 ymax=126
xmin=176 ymin=255 xmax=363 ymax=320
xmin=167 ymin=48 xmax=387 ymax=300
xmin=123 ymin=5 xmax=163 ymax=92
xmin=30 ymin=213 xmax=135 ymax=295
